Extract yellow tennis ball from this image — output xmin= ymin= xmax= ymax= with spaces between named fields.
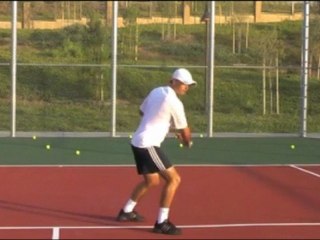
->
xmin=179 ymin=143 xmax=183 ymax=148
xmin=76 ymin=150 xmax=80 ymax=155
xmin=32 ymin=135 xmax=37 ymax=140
xmin=46 ymin=144 xmax=51 ymax=150
xmin=290 ymin=144 xmax=295 ymax=150
xmin=200 ymin=134 xmax=203 ymax=138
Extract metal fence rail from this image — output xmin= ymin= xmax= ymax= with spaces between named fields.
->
xmin=2 ymin=1 xmax=318 ymax=138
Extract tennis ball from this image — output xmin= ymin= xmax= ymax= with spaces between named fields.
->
xmin=75 ymin=150 xmax=80 ymax=155
xmin=200 ymin=134 xmax=203 ymax=138
xmin=32 ymin=135 xmax=37 ymax=140
xmin=179 ymin=143 xmax=183 ymax=148
xmin=46 ymin=144 xmax=51 ymax=150
xmin=290 ymin=144 xmax=295 ymax=150
xmin=129 ymin=134 xmax=132 ymax=139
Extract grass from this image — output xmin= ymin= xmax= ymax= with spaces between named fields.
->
xmin=0 ymin=19 xmax=320 ymax=134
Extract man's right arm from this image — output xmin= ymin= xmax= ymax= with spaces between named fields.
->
xmin=176 ymin=127 xmax=193 ymax=148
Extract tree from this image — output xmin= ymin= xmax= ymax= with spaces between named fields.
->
xmin=121 ymin=6 xmax=139 ymax=61
xmin=22 ymin=2 xmax=31 ymax=29
xmin=309 ymin=16 xmax=320 ymax=79
xmin=83 ymin=13 xmax=110 ymax=102
xmin=250 ymin=27 xmax=285 ymax=115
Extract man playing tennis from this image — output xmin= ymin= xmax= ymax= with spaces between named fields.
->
xmin=116 ymin=68 xmax=196 ymax=235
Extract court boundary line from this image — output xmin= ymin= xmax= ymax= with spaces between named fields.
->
xmin=52 ymin=227 xmax=59 ymax=240
xmin=290 ymin=164 xmax=320 ymax=178
xmin=0 ymin=164 xmax=319 ymax=168
xmin=2 ymin=222 xmax=320 ymax=240
xmin=0 ymin=222 xmax=319 ymax=231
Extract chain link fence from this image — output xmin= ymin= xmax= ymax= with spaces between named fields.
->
xmin=0 ymin=1 xmax=319 ymax=137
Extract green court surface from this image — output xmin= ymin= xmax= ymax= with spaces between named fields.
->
xmin=0 ymin=136 xmax=319 ymax=165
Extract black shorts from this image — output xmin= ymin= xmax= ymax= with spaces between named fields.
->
xmin=131 ymin=145 xmax=173 ymax=175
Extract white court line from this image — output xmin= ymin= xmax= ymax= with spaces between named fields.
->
xmin=0 ymin=164 xmax=319 ymax=168
xmin=0 ymin=222 xmax=320 ymax=231
xmin=52 ymin=227 xmax=59 ymax=240
xmin=60 ymin=222 xmax=320 ymax=229
xmin=290 ymin=164 xmax=320 ymax=178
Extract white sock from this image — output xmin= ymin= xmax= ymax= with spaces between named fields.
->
xmin=157 ymin=208 xmax=169 ymax=224
xmin=123 ymin=199 xmax=137 ymax=213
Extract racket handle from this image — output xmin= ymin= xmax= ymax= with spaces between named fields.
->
xmin=187 ymin=141 xmax=193 ymax=148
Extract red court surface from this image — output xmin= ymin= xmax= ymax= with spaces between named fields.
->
xmin=0 ymin=165 xmax=319 ymax=239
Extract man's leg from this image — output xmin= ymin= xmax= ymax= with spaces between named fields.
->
xmin=153 ymin=166 xmax=182 ymax=235
xmin=131 ymin=173 xmax=160 ymax=202
xmin=159 ymin=166 xmax=181 ymax=208
xmin=117 ymin=173 xmax=160 ymax=222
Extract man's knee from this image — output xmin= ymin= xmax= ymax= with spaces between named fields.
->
xmin=167 ymin=172 xmax=181 ymax=187
xmin=162 ymin=167 xmax=181 ymax=187
xmin=173 ymin=174 xmax=181 ymax=186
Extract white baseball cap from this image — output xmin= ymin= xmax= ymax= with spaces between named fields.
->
xmin=171 ymin=68 xmax=197 ymax=86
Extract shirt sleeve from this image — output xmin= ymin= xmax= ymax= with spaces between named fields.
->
xmin=139 ymin=94 xmax=149 ymax=113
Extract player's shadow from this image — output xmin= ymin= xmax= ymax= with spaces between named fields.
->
xmin=0 ymin=199 xmax=119 ymax=225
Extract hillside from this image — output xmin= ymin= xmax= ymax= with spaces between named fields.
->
xmin=0 ymin=18 xmax=319 ymax=133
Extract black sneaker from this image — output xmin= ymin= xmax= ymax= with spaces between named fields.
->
xmin=153 ymin=220 xmax=182 ymax=235
xmin=116 ymin=209 xmax=144 ymax=222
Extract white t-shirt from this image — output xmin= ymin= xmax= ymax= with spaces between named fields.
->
xmin=131 ymin=86 xmax=188 ymax=148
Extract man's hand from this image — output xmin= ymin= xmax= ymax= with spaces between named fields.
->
xmin=176 ymin=128 xmax=193 ymax=148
